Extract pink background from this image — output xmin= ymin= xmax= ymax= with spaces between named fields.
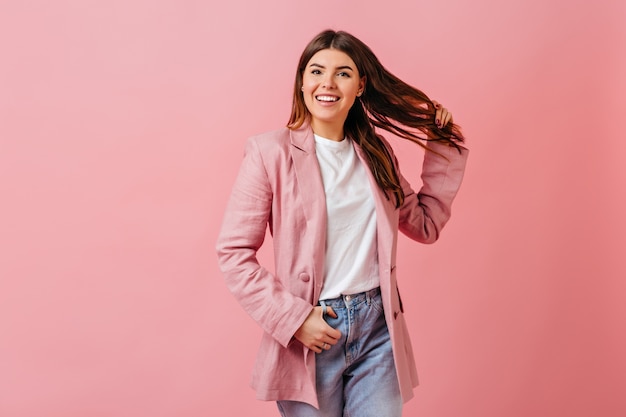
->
xmin=1 ymin=1 xmax=625 ymax=416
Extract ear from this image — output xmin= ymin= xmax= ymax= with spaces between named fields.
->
xmin=358 ymin=76 xmax=367 ymax=95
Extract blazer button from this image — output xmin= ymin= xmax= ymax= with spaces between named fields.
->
xmin=299 ymin=273 xmax=310 ymax=282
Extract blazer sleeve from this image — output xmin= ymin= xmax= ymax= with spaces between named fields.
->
xmin=397 ymin=141 xmax=469 ymax=243
xmin=215 ymin=137 xmax=313 ymax=348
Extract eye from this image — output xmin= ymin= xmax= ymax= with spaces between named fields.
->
xmin=338 ymin=72 xmax=351 ymax=77
xmin=311 ymin=69 xmax=322 ymax=75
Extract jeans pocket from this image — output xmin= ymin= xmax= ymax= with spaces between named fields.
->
xmin=370 ymin=294 xmax=385 ymax=314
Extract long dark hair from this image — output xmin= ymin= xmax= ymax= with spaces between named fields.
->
xmin=288 ymin=30 xmax=465 ymax=208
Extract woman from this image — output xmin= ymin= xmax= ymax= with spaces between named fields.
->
xmin=216 ymin=29 xmax=468 ymax=417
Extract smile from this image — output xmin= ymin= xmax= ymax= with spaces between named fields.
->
xmin=316 ymin=95 xmax=339 ymax=102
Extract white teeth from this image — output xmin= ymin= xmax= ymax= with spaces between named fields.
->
xmin=316 ymin=96 xmax=339 ymax=102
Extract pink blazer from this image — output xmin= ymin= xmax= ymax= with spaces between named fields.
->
xmin=216 ymin=123 xmax=468 ymax=407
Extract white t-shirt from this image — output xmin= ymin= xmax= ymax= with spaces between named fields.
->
xmin=314 ymin=134 xmax=380 ymax=300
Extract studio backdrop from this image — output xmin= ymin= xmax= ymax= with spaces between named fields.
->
xmin=1 ymin=1 xmax=625 ymax=416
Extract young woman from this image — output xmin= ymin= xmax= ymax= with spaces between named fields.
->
xmin=216 ymin=29 xmax=468 ymax=417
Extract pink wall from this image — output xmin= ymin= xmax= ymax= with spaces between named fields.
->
xmin=1 ymin=1 xmax=625 ymax=416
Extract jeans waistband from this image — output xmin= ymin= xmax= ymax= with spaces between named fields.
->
xmin=318 ymin=287 xmax=380 ymax=310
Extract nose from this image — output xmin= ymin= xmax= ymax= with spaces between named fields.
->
xmin=321 ymin=73 xmax=336 ymax=89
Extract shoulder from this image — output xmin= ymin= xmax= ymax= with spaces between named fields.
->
xmin=241 ymin=127 xmax=299 ymax=172
xmin=247 ymin=126 xmax=292 ymax=152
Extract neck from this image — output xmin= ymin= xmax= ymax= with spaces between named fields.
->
xmin=310 ymin=119 xmax=345 ymax=141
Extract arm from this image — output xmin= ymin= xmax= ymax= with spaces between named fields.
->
xmin=398 ymin=141 xmax=469 ymax=243
xmin=215 ymin=137 xmax=313 ymax=348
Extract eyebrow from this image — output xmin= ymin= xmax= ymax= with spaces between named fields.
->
xmin=308 ymin=63 xmax=355 ymax=71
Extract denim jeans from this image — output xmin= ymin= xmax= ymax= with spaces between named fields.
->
xmin=277 ymin=287 xmax=402 ymax=417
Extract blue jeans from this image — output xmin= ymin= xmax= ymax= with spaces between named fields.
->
xmin=277 ymin=287 xmax=402 ymax=417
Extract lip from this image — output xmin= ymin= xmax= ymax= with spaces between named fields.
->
xmin=315 ymin=94 xmax=340 ymax=103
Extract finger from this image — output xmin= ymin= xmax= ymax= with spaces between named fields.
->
xmin=438 ymin=108 xmax=448 ymax=127
xmin=326 ymin=306 xmax=338 ymax=318
xmin=326 ymin=326 xmax=341 ymax=340
xmin=433 ymin=100 xmax=442 ymax=127
xmin=317 ymin=340 xmax=334 ymax=351
xmin=438 ymin=108 xmax=453 ymax=128
xmin=322 ymin=337 xmax=338 ymax=347
xmin=439 ymin=107 xmax=453 ymax=127
xmin=435 ymin=105 xmax=447 ymax=127
xmin=448 ymin=109 xmax=454 ymax=124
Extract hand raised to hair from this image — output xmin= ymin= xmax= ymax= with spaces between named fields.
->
xmin=432 ymin=100 xmax=453 ymax=129
xmin=294 ymin=306 xmax=341 ymax=353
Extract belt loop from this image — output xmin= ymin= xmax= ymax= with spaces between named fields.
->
xmin=366 ymin=290 xmax=371 ymax=306
xmin=320 ymin=300 xmax=328 ymax=316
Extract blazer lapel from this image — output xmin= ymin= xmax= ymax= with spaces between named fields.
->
xmin=290 ymin=124 xmax=327 ymax=227
xmin=290 ymin=124 xmax=328 ymax=306
xmin=353 ymin=141 xmax=397 ymax=270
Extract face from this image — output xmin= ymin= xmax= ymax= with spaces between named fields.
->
xmin=301 ymin=48 xmax=365 ymax=139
